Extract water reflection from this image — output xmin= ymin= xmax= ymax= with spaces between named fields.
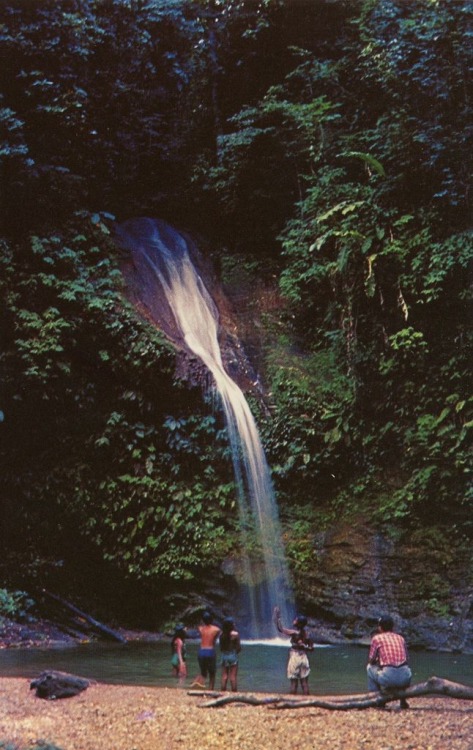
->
xmin=1 ymin=641 xmax=472 ymax=695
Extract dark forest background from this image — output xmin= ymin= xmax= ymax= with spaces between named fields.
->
xmin=0 ymin=0 xmax=471 ymax=632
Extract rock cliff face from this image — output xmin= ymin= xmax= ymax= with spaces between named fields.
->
xmin=118 ymin=220 xmax=262 ymax=396
xmin=279 ymin=519 xmax=472 ymax=652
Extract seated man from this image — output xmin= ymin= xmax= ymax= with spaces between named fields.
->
xmin=367 ymin=614 xmax=412 ymax=709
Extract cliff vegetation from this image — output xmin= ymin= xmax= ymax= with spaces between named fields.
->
xmin=0 ymin=0 xmax=471 ymax=646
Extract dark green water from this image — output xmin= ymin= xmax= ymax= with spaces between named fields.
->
xmin=1 ymin=641 xmax=472 ymax=694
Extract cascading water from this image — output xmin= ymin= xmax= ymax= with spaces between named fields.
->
xmin=117 ymin=218 xmax=294 ymax=637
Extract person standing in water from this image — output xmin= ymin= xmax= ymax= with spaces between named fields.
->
xmin=219 ymin=617 xmax=241 ymax=692
xmin=191 ymin=611 xmax=221 ymax=689
xmin=273 ymin=606 xmax=314 ymax=695
xmin=170 ymin=623 xmax=187 ymax=681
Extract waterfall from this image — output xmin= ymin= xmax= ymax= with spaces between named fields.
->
xmin=117 ymin=218 xmax=294 ymax=637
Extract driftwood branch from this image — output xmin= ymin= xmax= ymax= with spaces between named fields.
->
xmin=188 ymin=691 xmax=222 ymax=698
xmin=198 ymin=677 xmax=473 ymax=710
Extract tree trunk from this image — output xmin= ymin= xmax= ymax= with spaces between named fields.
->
xmin=197 ymin=677 xmax=473 ymax=709
xmin=41 ymin=589 xmax=127 ymax=644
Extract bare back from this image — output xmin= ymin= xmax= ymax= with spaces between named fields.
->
xmin=199 ymin=623 xmax=221 ymax=648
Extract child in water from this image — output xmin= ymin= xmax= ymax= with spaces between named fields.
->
xmin=171 ymin=624 xmax=187 ymax=681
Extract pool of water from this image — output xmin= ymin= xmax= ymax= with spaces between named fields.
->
xmin=1 ymin=640 xmax=472 ymax=694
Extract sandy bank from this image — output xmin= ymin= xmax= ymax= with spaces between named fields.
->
xmin=0 ymin=677 xmax=472 ymax=750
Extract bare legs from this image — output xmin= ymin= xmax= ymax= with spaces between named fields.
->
xmin=290 ymin=677 xmax=309 ymax=695
xmin=221 ymin=664 xmax=238 ymax=691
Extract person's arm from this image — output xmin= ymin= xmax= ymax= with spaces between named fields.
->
xmin=305 ymin=634 xmax=315 ymax=652
xmin=368 ymin=638 xmax=378 ymax=665
xmin=175 ymin=639 xmax=186 ymax=674
xmin=233 ymin=632 xmax=241 ymax=654
xmin=273 ymin=606 xmax=296 ymax=637
xmin=403 ymin=637 xmax=409 ymax=664
xmin=213 ymin=626 xmax=222 ymax=645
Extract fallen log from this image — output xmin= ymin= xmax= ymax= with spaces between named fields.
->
xmin=41 ymin=589 xmax=128 ymax=644
xmin=188 ymin=691 xmax=222 ymax=698
xmin=199 ymin=677 xmax=473 ymax=709
xmin=190 ymin=690 xmax=282 ymax=705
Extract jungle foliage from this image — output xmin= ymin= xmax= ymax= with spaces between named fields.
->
xmin=0 ymin=0 xmax=471 ymax=615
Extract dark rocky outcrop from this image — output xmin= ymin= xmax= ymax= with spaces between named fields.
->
xmin=30 ymin=670 xmax=93 ymax=700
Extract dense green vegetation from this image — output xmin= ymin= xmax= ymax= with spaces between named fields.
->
xmin=1 ymin=0 xmax=471 ymax=625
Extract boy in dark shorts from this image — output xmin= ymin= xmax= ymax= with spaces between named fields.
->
xmin=192 ymin=611 xmax=221 ymax=689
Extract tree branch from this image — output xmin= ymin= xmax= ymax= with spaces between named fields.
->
xmin=197 ymin=677 xmax=473 ymax=709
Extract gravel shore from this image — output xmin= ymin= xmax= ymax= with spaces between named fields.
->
xmin=1 ymin=677 xmax=472 ymax=750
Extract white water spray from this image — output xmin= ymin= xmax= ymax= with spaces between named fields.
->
xmin=118 ymin=218 xmax=294 ymax=637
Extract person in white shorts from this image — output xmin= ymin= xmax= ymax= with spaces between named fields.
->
xmin=273 ymin=606 xmax=314 ymax=694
